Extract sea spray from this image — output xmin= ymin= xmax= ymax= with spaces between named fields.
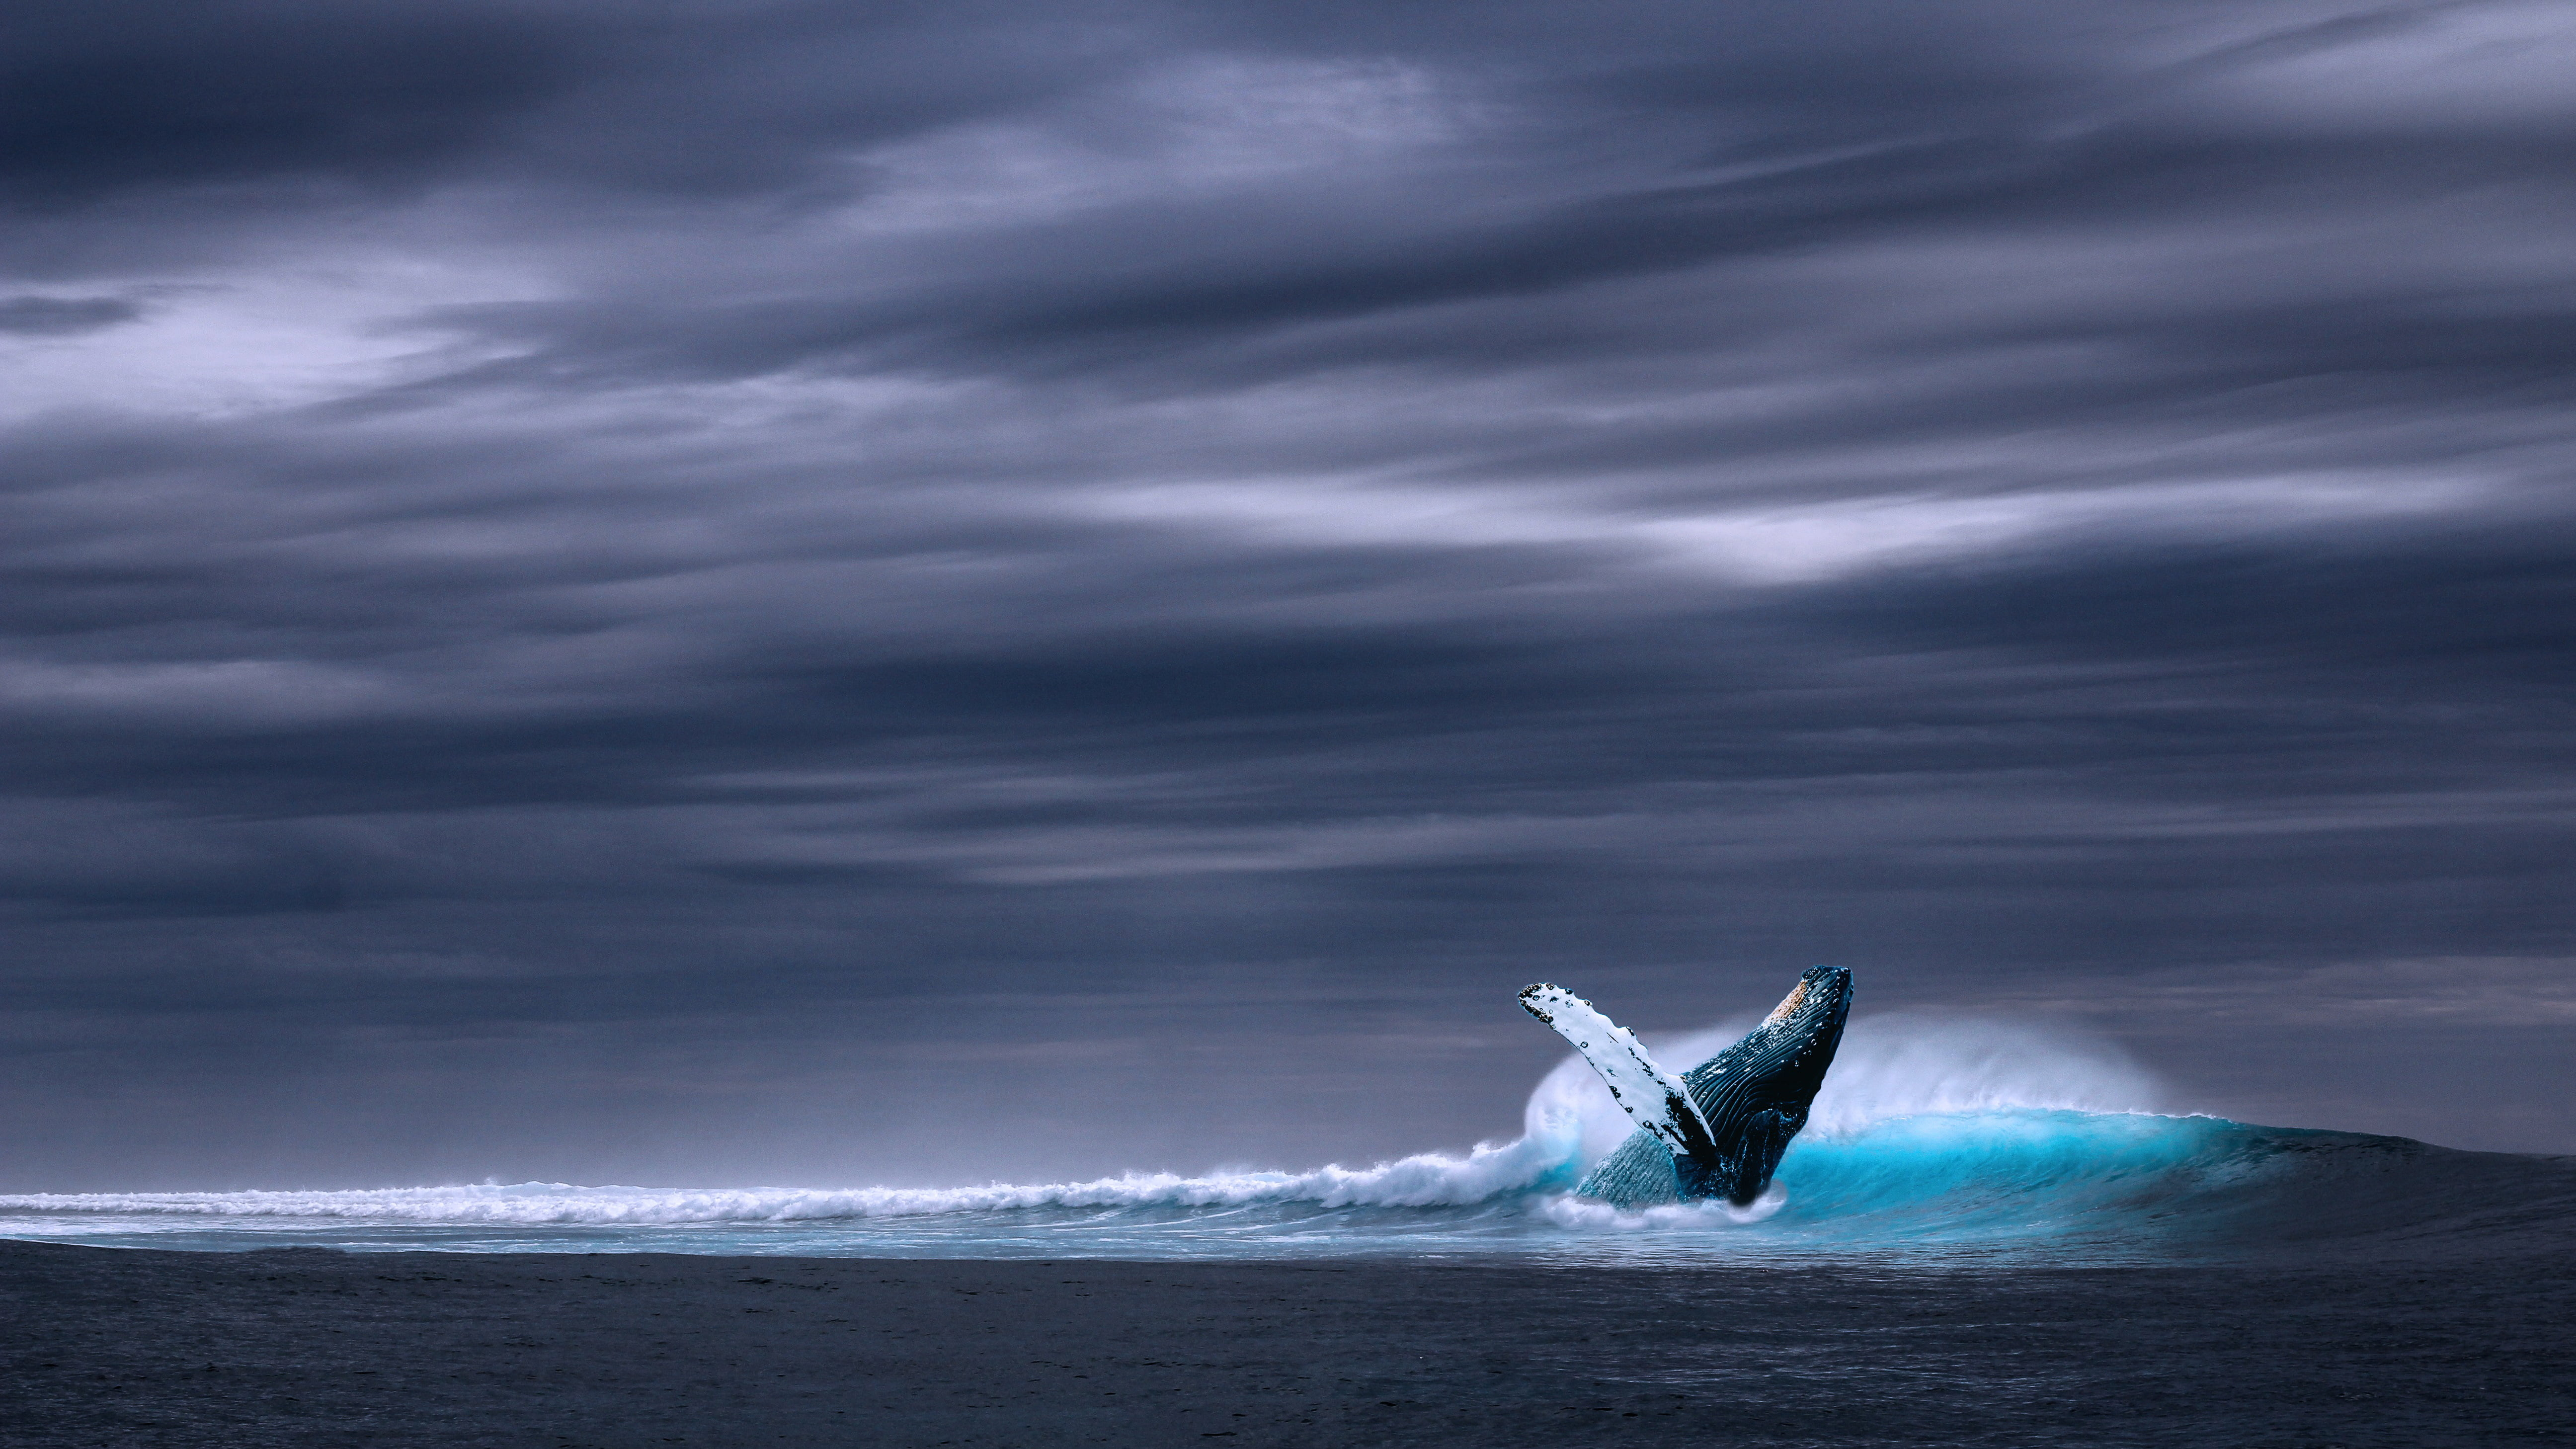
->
xmin=1805 ymin=1013 xmax=2166 ymax=1138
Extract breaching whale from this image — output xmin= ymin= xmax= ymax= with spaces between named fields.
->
xmin=1520 ymin=966 xmax=1852 ymax=1208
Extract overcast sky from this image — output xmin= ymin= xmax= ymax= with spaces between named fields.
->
xmin=4 ymin=0 xmax=2572 ymax=1190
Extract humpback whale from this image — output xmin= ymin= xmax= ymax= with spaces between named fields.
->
xmin=1521 ymin=966 xmax=1852 ymax=1208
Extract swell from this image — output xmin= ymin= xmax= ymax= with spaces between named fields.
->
xmin=5 ymin=1015 xmax=2567 ymax=1255
xmin=6 ymin=1111 xmax=2568 ymax=1260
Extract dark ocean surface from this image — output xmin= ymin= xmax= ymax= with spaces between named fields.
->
xmin=3 ymin=1239 xmax=2569 ymax=1448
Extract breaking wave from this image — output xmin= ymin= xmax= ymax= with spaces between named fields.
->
xmin=4 ymin=1015 xmax=2566 ymax=1260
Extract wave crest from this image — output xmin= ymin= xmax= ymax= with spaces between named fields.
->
xmin=0 ymin=1136 xmax=1569 ymax=1224
xmin=0 ymin=1013 xmax=2167 ymax=1228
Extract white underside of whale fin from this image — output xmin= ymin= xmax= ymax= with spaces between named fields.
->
xmin=1519 ymin=984 xmax=1719 ymax=1163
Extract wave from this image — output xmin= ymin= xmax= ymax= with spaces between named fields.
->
xmin=6 ymin=1113 xmax=2565 ymax=1261
xmin=0 ymin=1015 xmax=2148 ymax=1225
xmin=4 ymin=1015 xmax=2565 ymax=1258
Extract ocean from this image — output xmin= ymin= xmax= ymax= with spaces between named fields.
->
xmin=5 ymin=1017 xmax=2572 ymax=1446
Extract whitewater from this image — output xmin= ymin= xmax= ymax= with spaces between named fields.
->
xmin=7 ymin=1015 xmax=2567 ymax=1261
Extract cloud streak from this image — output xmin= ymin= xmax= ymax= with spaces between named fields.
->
xmin=3 ymin=0 xmax=2571 ymax=1185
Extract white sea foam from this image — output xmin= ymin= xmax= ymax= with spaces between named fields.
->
xmin=0 ymin=1133 xmax=1569 ymax=1224
xmin=1536 ymin=1183 xmax=1787 ymax=1232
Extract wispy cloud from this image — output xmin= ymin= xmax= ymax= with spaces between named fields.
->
xmin=5 ymin=0 xmax=2573 ymax=1182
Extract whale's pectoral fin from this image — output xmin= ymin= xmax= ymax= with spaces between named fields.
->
xmin=1519 ymin=983 xmax=1721 ymax=1166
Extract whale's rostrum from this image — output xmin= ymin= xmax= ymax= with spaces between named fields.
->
xmin=1519 ymin=966 xmax=1853 ymax=1208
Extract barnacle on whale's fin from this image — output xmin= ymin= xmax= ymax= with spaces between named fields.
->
xmin=1527 ymin=966 xmax=1853 ymax=1208
xmin=1519 ymin=984 xmax=1719 ymax=1167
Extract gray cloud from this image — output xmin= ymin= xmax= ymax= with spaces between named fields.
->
xmin=0 ymin=295 xmax=140 ymax=335
xmin=2 ymin=0 xmax=2571 ymax=1188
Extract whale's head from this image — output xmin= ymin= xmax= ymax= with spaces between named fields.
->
xmin=1736 ymin=964 xmax=1853 ymax=1109
xmin=1681 ymin=965 xmax=1852 ymax=1204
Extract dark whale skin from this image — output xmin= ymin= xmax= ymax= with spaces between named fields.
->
xmin=1577 ymin=966 xmax=1853 ymax=1208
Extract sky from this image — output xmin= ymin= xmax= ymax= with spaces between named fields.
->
xmin=4 ymin=0 xmax=2572 ymax=1190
